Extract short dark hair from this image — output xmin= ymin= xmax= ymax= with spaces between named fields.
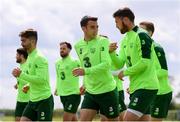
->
xmin=139 ymin=21 xmax=155 ymax=34
xmin=60 ymin=42 xmax=72 ymax=50
xmin=17 ymin=48 xmax=28 ymax=59
xmin=80 ymin=16 xmax=98 ymax=27
xmin=19 ymin=29 xmax=38 ymax=42
xmin=113 ymin=7 xmax=135 ymax=22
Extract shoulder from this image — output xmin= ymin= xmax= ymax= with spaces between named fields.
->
xmin=34 ymin=50 xmax=48 ymax=64
xmin=55 ymin=58 xmax=61 ymax=65
xmin=74 ymin=38 xmax=84 ymax=48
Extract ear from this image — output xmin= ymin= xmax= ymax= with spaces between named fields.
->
xmin=82 ymin=26 xmax=86 ymax=32
xmin=122 ymin=17 xmax=129 ymax=24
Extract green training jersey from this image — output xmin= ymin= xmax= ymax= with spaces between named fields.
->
xmin=110 ymin=26 xmax=159 ymax=94
xmin=18 ymin=49 xmax=51 ymax=102
xmin=154 ymin=42 xmax=172 ymax=95
xmin=74 ymin=35 xmax=116 ymax=94
xmin=55 ymin=56 xmax=80 ymax=96
xmin=17 ymin=62 xmax=30 ymax=102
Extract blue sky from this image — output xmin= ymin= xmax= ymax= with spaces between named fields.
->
xmin=0 ymin=0 xmax=180 ymax=109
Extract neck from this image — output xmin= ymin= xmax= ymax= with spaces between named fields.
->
xmin=28 ymin=46 xmax=36 ymax=54
xmin=84 ymin=35 xmax=94 ymax=41
xmin=20 ymin=59 xmax=26 ymax=64
xmin=62 ymin=54 xmax=69 ymax=59
xmin=128 ymin=23 xmax=135 ymax=31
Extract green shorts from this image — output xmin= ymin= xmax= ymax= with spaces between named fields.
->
xmin=128 ymin=89 xmax=157 ymax=115
xmin=15 ymin=101 xmax=28 ymax=117
xmin=22 ymin=95 xmax=54 ymax=121
xmin=81 ymin=88 xmax=119 ymax=118
xmin=118 ymin=90 xmax=127 ymax=113
xmin=151 ymin=92 xmax=172 ymax=118
xmin=60 ymin=94 xmax=81 ymax=113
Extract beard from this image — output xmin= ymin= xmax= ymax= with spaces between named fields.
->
xmin=16 ymin=59 xmax=22 ymax=63
xmin=120 ymin=21 xmax=129 ymax=34
xmin=60 ymin=53 xmax=68 ymax=58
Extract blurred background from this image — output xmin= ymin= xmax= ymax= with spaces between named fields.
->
xmin=0 ymin=0 xmax=180 ymax=121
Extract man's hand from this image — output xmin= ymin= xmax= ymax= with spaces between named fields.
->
xmin=22 ymin=85 xmax=30 ymax=93
xmin=109 ymin=42 xmax=118 ymax=53
xmin=80 ymin=85 xmax=86 ymax=95
xmin=14 ymin=84 xmax=18 ymax=90
xmin=54 ymin=89 xmax=58 ymax=96
xmin=72 ymin=68 xmax=85 ymax=76
xmin=12 ymin=68 xmax=21 ymax=77
xmin=118 ymin=71 xmax=124 ymax=81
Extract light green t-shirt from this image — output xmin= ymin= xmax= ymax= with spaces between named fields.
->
xmin=110 ymin=26 xmax=159 ymax=94
xmin=19 ymin=49 xmax=51 ymax=102
xmin=17 ymin=62 xmax=30 ymax=102
xmin=55 ymin=56 xmax=80 ymax=96
xmin=75 ymin=36 xmax=116 ymax=94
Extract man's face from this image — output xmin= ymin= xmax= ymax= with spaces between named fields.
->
xmin=60 ymin=44 xmax=70 ymax=58
xmin=83 ymin=20 xmax=98 ymax=38
xmin=20 ymin=37 xmax=32 ymax=51
xmin=16 ymin=53 xmax=22 ymax=63
xmin=115 ymin=17 xmax=128 ymax=34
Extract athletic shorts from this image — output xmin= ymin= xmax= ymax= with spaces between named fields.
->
xmin=22 ymin=95 xmax=54 ymax=121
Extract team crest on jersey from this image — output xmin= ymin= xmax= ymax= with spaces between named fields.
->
xmin=101 ymin=47 xmax=105 ymax=51
xmin=90 ymin=48 xmax=96 ymax=53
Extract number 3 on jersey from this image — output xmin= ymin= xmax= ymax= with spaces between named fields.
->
xmin=60 ymin=72 xmax=65 ymax=80
xmin=83 ymin=57 xmax=91 ymax=68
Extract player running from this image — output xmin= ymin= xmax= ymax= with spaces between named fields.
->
xmin=140 ymin=21 xmax=173 ymax=121
xmin=110 ymin=7 xmax=159 ymax=121
xmin=72 ymin=16 xmax=119 ymax=121
xmin=54 ymin=41 xmax=81 ymax=121
xmin=12 ymin=29 xmax=54 ymax=121
xmin=13 ymin=48 xmax=30 ymax=122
